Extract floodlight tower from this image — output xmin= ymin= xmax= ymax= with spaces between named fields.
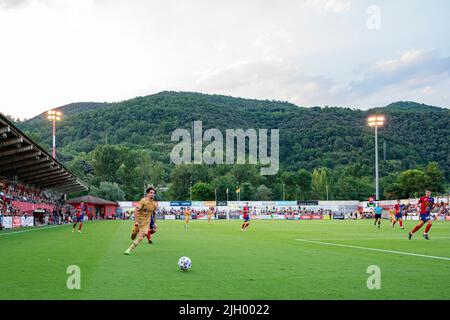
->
xmin=47 ymin=110 xmax=62 ymax=159
xmin=367 ymin=115 xmax=385 ymax=201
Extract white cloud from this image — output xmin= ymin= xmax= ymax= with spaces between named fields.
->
xmin=193 ymin=49 xmax=450 ymax=108
xmin=1 ymin=1 xmax=450 ymax=119
xmin=349 ymin=50 xmax=450 ymax=98
xmin=304 ymin=0 xmax=351 ymax=13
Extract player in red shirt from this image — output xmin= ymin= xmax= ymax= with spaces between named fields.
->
xmin=392 ymin=200 xmax=404 ymax=229
xmin=72 ymin=202 xmax=86 ymax=233
xmin=408 ymin=190 xmax=434 ymax=240
xmin=241 ymin=202 xmax=250 ymax=232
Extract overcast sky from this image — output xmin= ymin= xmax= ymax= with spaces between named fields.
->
xmin=1 ymin=0 xmax=449 ymax=119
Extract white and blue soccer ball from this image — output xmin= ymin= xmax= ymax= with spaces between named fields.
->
xmin=178 ymin=256 xmax=192 ymax=271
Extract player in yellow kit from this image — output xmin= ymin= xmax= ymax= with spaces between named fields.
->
xmin=389 ymin=207 xmax=396 ymax=224
xmin=124 ymin=186 xmax=158 ymax=255
xmin=207 ymin=206 xmax=214 ymax=224
xmin=184 ymin=207 xmax=191 ymax=228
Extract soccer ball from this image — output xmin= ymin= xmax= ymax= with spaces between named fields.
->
xmin=178 ymin=256 xmax=191 ymax=271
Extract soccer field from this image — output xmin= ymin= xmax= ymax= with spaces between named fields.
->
xmin=0 ymin=219 xmax=449 ymax=300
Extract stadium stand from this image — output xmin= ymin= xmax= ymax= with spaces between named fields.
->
xmin=0 ymin=113 xmax=88 ymax=228
xmin=0 ymin=113 xmax=87 ymax=194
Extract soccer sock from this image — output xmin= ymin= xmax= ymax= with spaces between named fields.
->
xmin=129 ymin=237 xmax=142 ymax=250
xmin=378 ymin=220 xmax=380 ymax=226
xmin=399 ymin=220 xmax=403 ymax=227
xmin=392 ymin=220 xmax=396 ymax=226
xmin=424 ymin=223 xmax=432 ymax=234
xmin=79 ymin=223 xmax=83 ymax=231
xmin=146 ymin=230 xmax=151 ymax=241
xmin=242 ymin=223 xmax=245 ymax=229
xmin=411 ymin=224 xmax=421 ymax=234
xmin=73 ymin=223 xmax=77 ymax=229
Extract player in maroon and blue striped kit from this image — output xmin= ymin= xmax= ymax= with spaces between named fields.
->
xmin=72 ymin=202 xmax=86 ymax=233
xmin=241 ymin=202 xmax=250 ymax=232
xmin=409 ymin=190 xmax=434 ymax=240
xmin=392 ymin=200 xmax=404 ymax=229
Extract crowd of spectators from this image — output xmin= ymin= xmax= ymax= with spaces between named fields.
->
xmin=127 ymin=203 xmax=450 ymax=220
xmin=361 ymin=202 xmax=450 ymax=219
xmin=0 ymin=179 xmax=63 ymax=207
xmin=122 ymin=207 xmax=344 ymax=220
xmin=0 ymin=179 xmax=75 ymax=230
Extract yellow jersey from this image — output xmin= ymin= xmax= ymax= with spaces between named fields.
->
xmin=135 ymin=197 xmax=157 ymax=227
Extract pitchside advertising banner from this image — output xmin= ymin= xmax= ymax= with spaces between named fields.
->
xmin=170 ymin=201 xmax=192 ymax=207
xmin=21 ymin=216 xmax=34 ymax=227
xmin=12 ymin=216 xmax=21 ymax=228
xmin=1 ymin=216 xmax=34 ymax=229
xmin=333 ymin=213 xmax=345 ymax=220
xmin=297 ymin=200 xmax=319 ymax=206
xmin=275 ymin=201 xmax=297 ymax=206
xmin=2 ymin=216 xmax=12 ymax=228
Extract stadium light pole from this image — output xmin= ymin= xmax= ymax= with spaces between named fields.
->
xmin=282 ymin=183 xmax=285 ymax=201
xmin=190 ymin=180 xmax=192 ymax=201
xmin=368 ymin=115 xmax=385 ymax=201
xmin=47 ymin=110 xmax=62 ymax=159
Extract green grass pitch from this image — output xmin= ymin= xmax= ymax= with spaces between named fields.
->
xmin=0 ymin=219 xmax=449 ymax=300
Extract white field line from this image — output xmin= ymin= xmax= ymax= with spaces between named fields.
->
xmin=295 ymin=238 xmax=450 ymax=261
xmin=303 ymin=236 xmax=450 ymax=241
xmin=0 ymin=225 xmax=63 ymax=236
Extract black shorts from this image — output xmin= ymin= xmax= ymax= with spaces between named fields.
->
xmin=375 ymin=214 xmax=382 ymax=219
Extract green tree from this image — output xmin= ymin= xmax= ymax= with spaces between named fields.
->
xmin=281 ymin=171 xmax=298 ymax=200
xmin=297 ymin=169 xmax=312 ymax=200
xmin=333 ymin=176 xmax=373 ymax=201
xmin=91 ymin=145 xmax=130 ymax=184
xmin=397 ymin=169 xmax=427 ymax=198
xmin=192 ymin=182 xmax=215 ymax=200
xmin=311 ymin=168 xmax=329 ymax=200
xmin=90 ymin=181 xmax=125 ymax=201
xmin=424 ymin=162 xmax=445 ymax=193
xmin=381 ymin=172 xmax=401 ymax=200
xmin=255 ymin=184 xmax=272 ymax=200
xmin=211 ymin=174 xmax=237 ymax=201
xmin=167 ymin=165 xmax=192 ymax=200
xmin=240 ymin=182 xmax=256 ymax=201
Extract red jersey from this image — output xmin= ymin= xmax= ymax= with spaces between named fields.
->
xmin=242 ymin=206 xmax=249 ymax=218
xmin=418 ymin=197 xmax=434 ymax=214
xmin=394 ymin=204 xmax=400 ymax=214
xmin=77 ymin=205 xmax=86 ymax=217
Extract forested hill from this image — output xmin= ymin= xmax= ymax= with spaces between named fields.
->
xmin=19 ymin=92 xmax=449 ymax=174
xmin=14 ymin=91 xmax=449 ymax=200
